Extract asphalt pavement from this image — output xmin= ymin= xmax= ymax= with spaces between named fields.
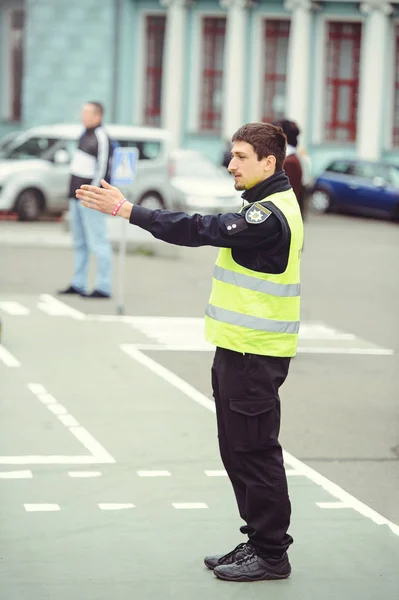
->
xmin=0 ymin=212 xmax=398 ymax=600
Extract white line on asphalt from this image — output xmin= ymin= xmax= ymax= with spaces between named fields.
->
xmin=0 ymin=456 xmax=113 ymax=465
xmin=0 ymin=345 xmax=21 ymax=367
xmin=47 ymin=404 xmax=69 ymax=416
xmin=172 ymin=503 xmax=208 ymax=509
xmin=205 ymin=470 xmax=228 ymax=477
xmin=68 ymin=471 xmax=102 ymax=478
xmin=27 ymin=383 xmax=46 ymax=395
xmin=58 ymin=415 xmax=80 ymax=427
xmin=37 ymin=294 xmax=86 ymax=320
xmin=124 ymin=343 xmax=395 ymax=356
xmin=285 ymin=469 xmax=303 ymax=476
xmin=0 ymin=470 xmax=32 ymax=479
xmin=297 ymin=347 xmax=394 ymax=355
xmin=98 ymin=503 xmax=135 ymax=510
xmin=120 ymin=345 xmax=216 ymax=413
xmin=24 ymin=504 xmax=60 ymax=512
xmin=69 ymin=426 xmax=115 ymax=463
xmin=316 ymin=501 xmax=351 ymax=509
xmin=137 ymin=470 xmax=171 ymax=477
xmin=35 ymin=392 xmax=58 ymax=405
xmin=0 ymin=301 xmax=30 ymax=315
xmin=121 ymin=346 xmax=399 ymax=537
xmin=1 ymin=384 xmax=117 ymax=466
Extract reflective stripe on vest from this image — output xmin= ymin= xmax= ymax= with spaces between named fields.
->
xmin=206 ymin=304 xmax=300 ymax=334
xmin=213 ymin=264 xmax=300 ymax=298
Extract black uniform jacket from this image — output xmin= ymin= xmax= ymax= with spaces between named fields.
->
xmin=129 ymin=171 xmax=292 ymax=274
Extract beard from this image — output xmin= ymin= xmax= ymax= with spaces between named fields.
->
xmin=234 ymin=181 xmax=245 ymax=191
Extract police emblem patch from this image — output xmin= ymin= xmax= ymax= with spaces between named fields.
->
xmin=245 ymin=202 xmax=272 ymax=224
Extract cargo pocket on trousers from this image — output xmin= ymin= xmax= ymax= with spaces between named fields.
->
xmin=228 ymin=397 xmax=278 ymax=451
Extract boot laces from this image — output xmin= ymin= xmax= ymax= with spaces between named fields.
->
xmin=235 ymin=550 xmax=258 ymax=566
xmin=218 ymin=542 xmax=248 ymax=565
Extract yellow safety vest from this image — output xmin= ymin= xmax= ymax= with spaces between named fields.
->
xmin=204 ymin=189 xmax=303 ymax=357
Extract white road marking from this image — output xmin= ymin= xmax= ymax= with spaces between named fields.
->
xmin=35 ymin=392 xmax=58 ymax=405
xmin=297 ymin=347 xmax=394 ymax=355
xmin=122 ymin=346 xmax=399 ymax=537
xmin=24 ymin=504 xmax=60 ymax=512
xmin=116 ymin=317 xmax=393 ymax=356
xmin=120 ymin=345 xmax=216 ymax=413
xmin=58 ymin=415 xmax=80 ymax=427
xmin=27 ymin=383 xmax=46 ymax=395
xmin=37 ymin=294 xmax=85 ymax=320
xmin=0 ymin=470 xmax=32 ymax=479
xmin=285 ymin=469 xmax=303 ymax=476
xmin=0 ymin=345 xmax=21 ymax=367
xmin=173 ymin=503 xmax=208 ymax=509
xmin=136 ymin=470 xmax=171 ymax=477
xmin=205 ymin=470 xmax=228 ymax=477
xmin=0 ymin=456 xmax=112 ymax=465
xmin=98 ymin=503 xmax=135 ymax=510
xmin=316 ymin=501 xmax=351 ymax=509
xmin=47 ymin=404 xmax=69 ymax=416
xmin=0 ymin=301 xmax=30 ymax=315
xmin=68 ymin=471 xmax=102 ymax=478
xmin=0 ymin=384 xmax=115 ymax=466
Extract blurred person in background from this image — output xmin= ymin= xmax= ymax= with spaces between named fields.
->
xmin=76 ymin=122 xmax=303 ymax=583
xmin=222 ymin=139 xmax=233 ymax=169
xmin=273 ymin=119 xmax=306 ymax=217
xmin=58 ymin=101 xmax=114 ymax=298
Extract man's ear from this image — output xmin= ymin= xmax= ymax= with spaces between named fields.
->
xmin=264 ymin=155 xmax=276 ymax=172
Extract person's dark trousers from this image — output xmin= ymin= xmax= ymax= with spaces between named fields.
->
xmin=211 ymin=347 xmax=293 ymax=558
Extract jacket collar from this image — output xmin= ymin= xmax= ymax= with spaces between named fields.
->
xmin=241 ymin=171 xmax=291 ymax=205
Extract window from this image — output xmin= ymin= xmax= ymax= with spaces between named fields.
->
xmin=200 ymin=17 xmax=226 ymax=132
xmin=393 ymin=25 xmax=399 ymax=146
xmin=144 ymin=15 xmax=166 ymax=127
xmin=262 ymin=20 xmax=290 ymax=123
xmin=4 ymin=9 xmax=25 ymax=121
xmin=6 ymin=137 xmax=59 ymax=160
xmin=324 ymin=22 xmax=362 ymax=142
xmin=325 ymin=160 xmax=352 ymax=174
xmin=115 ymin=139 xmax=161 ymax=160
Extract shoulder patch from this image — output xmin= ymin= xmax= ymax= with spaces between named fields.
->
xmin=245 ymin=202 xmax=272 ymax=224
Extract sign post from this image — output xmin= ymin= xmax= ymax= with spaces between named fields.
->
xmin=110 ymin=147 xmax=139 ymax=316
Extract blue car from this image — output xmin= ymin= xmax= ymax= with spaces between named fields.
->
xmin=310 ymin=159 xmax=399 ymax=221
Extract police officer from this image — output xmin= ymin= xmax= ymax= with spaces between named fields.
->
xmin=76 ymin=122 xmax=304 ymax=583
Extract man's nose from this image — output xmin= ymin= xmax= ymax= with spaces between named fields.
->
xmin=228 ymin=159 xmax=236 ymax=173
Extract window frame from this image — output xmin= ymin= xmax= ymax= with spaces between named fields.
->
xmin=188 ymin=10 xmax=226 ymax=134
xmin=324 ymin=21 xmax=362 ymax=143
xmin=134 ymin=8 xmax=167 ymax=127
xmin=312 ymin=14 xmax=364 ymax=146
xmin=261 ymin=18 xmax=291 ymax=124
xmin=1 ymin=5 xmax=25 ymax=123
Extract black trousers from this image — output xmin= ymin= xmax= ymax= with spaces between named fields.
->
xmin=211 ymin=347 xmax=293 ymax=557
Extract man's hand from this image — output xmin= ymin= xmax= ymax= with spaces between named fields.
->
xmin=76 ymin=179 xmax=132 ymax=218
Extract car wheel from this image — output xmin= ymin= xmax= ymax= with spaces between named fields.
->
xmin=138 ymin=192 xmax=164 ymax=210
xmin=16 ymin=189 xmax=43 ymax=221
xmin=310 ymin=189 xmax=332 ymax=214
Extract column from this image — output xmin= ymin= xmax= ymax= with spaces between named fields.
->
xmin=161 ymin=0 xmax=187 ymax=148
xmin=284 ymin=0 xmax=313 ymax=147
xmin=221 ymin=0 xmax=248 ymax=141
xmin=357 ymin=0 xmax=393 ymax=160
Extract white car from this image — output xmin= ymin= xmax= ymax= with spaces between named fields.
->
xmin=168 ymin=149 xmax=242 ymax=215
xmin=0 ymin=124 xmax=175 ymax=221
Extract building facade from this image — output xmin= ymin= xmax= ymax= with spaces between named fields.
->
xmin=0 ymin=0 xmax=398 ymax=174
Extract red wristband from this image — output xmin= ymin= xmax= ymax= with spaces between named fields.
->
xmin=112 ymin=198 xmax=126 ymax=217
